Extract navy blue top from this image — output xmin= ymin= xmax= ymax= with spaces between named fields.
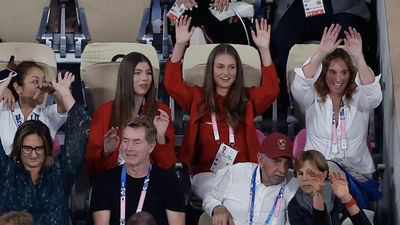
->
xmin=0 ymin=104 xmax=90 ymax=225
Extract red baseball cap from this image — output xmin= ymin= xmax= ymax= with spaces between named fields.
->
xmin=260 ymin=132 xmax=293 ymax=159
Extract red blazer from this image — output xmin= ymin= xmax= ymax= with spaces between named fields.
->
xmin=85 ymin=100 xmax=176 ymax=181
xmin=164 ymin=59 xmax=279 ymax=173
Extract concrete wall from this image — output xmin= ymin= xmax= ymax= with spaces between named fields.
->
xmin=378 ymin=0 xmax=400 ymax=224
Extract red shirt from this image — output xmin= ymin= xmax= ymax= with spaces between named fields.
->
xmin=164 ymin=59 xmax=279 ymax=174
xmin=85 ymin=101 xmax=176 ymax=182
xmin=195 ymin=93 xmax=248 ymax=174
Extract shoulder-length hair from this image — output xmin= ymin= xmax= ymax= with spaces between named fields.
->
xmin=314 ymin=48 xmax=357 ymax=104
xmin=109 ymin=52 xmax=158 ymax=129
xmin=294 ymin=150 xmax=329 ymax=179
xmin=197 ymin=44 xmax=248 ymax=131
xmin=10 ymin=120 xmax=54 ymax=168
xmin=7 ymin=61 xmax=45 ymax=101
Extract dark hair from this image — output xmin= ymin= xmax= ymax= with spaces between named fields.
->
xmin=109 ymin=52 xmax=158 ymax=130
xmin=197 ymin=44 xmax=248 ymax=131
xmin=314 ymin=48 xmax=357 ymax=104
xmin=7 ymin=61 xmax=46 ymax=101
xmin=10 ymin=120 xmax=54 ymax=168
xmin=127 ymin=212 xmax=158 ymax=225
xmin=122 ymin=116 xmax=157 ymax=144
xmin=0 ymin=211 xmax=33 ymax=225
xmin=294 ymin=150 xmax=328 ymax=179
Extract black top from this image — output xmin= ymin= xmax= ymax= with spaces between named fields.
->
xmin=288 ymin=192 xmax=372 ymax=225
xmin=90 ymin=165 xmax=185 ymax=225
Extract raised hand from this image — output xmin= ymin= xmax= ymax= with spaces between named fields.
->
xmin=175 ymin=15 xmax=195 ymax=45
xmin=212 ymin=205 xmax=235 ymax=225
xmin=52 ymin=71 xmax=75 ymax=96
xmin=307 ymin=168 xmax=326 ymax=193
xmin=329 ymin=171 xmax=352 ymax=204
xmin=153 ymin=109 xmax=170 ymax=144
xmin=0 ymin=73 xmax=12 ymax=98
xmin=251 ymin=18 xmax=271 ymax=50
xmin=0 ymin=86 xmax=15 ymax=111
xmin=212 ymin=0 xmax=230 ymax=12
xmin=178 ymin=0 xmax=197 ymax=10
xmin=251 ymin=18 xmax=272 ymax=66
xmin=344 ymin=27 xmax=363 ymax=62
xmin=103 ymin=127 xmax=120 ymax=157
xmin=318 ymin=24 xmax=343 ymax=57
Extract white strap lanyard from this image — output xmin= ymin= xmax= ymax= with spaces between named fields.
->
xmin=120 ymin=164 xmax=152 ymax=225
xmin=331 ymin=100 xmax=347 ymax=157
xmin=211 ymin=112 xmax=235 ymax=144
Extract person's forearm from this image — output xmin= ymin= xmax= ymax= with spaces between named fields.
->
xmin=171 ymin=43 xmax=186 ymax=63
xmin=302 ymin=50 xmax=326 ymax=79
xmin=259 ymin=47 xmax=272 ymax=66
xmin=354 ymin=56 xmax=375 ymax=85
xmin=52 ymin=91 xmax=67 ymax=113
xmin=312 ymin=192 xmax=325 ymax=211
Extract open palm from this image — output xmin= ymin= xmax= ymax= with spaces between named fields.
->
xmin=251 ymin=18 xmax=271 ymax=50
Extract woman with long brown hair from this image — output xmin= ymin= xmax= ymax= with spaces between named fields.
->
xmin=85 ymin=52 xmax=176 ymax=182
xmin=291 ymin=24 xmax=382 ymax=175
xmin=164 ymin=16 xmax=279 ymax=198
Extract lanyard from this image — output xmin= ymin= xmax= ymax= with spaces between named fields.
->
xmin=138 ymin=100 xmax=144 ymax=116
xmin=331 ymin=100 xmax=347 ymax=156
xmin=248 ymin=166 xmax=285 ymax=225
xmin=211 ymin=112 xmax=235 ymax=144
xmin=120 ymin=164 xmax=152 ymax=225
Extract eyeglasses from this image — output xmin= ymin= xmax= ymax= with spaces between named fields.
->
xmin=21 ymin=145 xmax=45 ymax=154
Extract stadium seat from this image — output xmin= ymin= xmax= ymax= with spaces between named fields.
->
xmin=198 ymin=212 xmax=213 ymax=225
xmin=0 ymin=0 xmax=49 ymax=42
xmin=0 ymin=42 xmax=57 ymax=80
xmin=78 ymin=0 xmax=150 ymax=43
xmin=80 ymin=42 xmax=159 ymax=113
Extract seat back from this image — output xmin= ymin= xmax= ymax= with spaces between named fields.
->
xmin=81 ymin=43 xmax=159 ymax=110
xmin=286 ymin=44 xmax=320 ymax=93
xmin=0 ymin=42 xmax=57 ymax=82
xmin=182 ymin=44 xmax=262 ymax=87
xmin=0 ymin=0 xmax=49 ymax=42
xmin=78 ymin=0 xmax=150 ymax=42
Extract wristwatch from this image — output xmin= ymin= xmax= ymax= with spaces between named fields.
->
xmin=312 ymin=191 xmax=323 ymax=198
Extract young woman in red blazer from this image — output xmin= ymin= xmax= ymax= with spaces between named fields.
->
xmin=85 ymin=52 xmax=176 ymax=183
xmin=164 ymin=16 xmax=279 ymax=198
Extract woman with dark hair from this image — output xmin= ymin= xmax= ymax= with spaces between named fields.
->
xmin=85 ymin=52 xmax=176 ymax=182
xmin=288 ymin=150 xmax=372 ymax=225
xmin=0 ymin=73 xmax=90 ymax=225
xmin=164 ymin=16 xmax=279 ymax=198
xmin=0 ymin=61 xmax=75 ymax=155
xmin=291 ymin=24 xmax=382 ymax=175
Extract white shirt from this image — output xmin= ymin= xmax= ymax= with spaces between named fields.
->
xmin=291 ymin=58 xmax=382 ymax=174
xmin=203 ymin=162 xmax=299 ymax=225
xmin=0 ymin=102 xmax=67 ymax=155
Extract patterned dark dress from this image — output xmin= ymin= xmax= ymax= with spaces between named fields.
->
xmin=0 ymin=104 xmax=90 ymax=225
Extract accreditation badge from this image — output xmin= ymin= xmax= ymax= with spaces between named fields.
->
xmin=302 ymin=0 xmax=325 ymax=17
xmin=210 ymin=143 xmax=238 ymax=173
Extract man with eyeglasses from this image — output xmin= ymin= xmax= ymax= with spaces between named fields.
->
xmin=203 ymin=132 xmax=299 ymax=225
